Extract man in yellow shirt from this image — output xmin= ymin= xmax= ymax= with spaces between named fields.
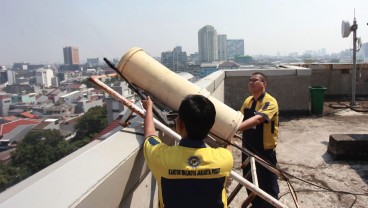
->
xmin=237 ymin=72 xmax=279 ymax=208
xmin=142 ymin=94 xmax=233 ymax=208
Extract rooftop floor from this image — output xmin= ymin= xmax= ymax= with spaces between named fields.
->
xmin=228 ymin=101 xmax=368 ymax=208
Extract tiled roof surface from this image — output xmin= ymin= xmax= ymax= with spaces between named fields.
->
xmin=2 ymin=116 xmax=18 ymax=122
xmin=93 ymin=115 xmax=123 ymax=140
xmin=20 ymin=112 xmax=39 ymax=119
xmin=32 ymin=121 xmax=51 ymax=130
xmin=67 ymin=84 xmax=82 ymax=89
xmin=0 ymin=119 xmax=41 ymax=135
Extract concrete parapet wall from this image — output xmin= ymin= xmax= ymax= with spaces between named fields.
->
xmin=295 ymin=63 xmax=368 ymax=97
xmin=224 ymin=68 xmax=311 ymax=113
xmin=196 ymin=70 xmax=225 ymax=102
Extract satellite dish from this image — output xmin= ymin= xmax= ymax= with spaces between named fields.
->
xmin=341 ymin=20 xmax=351 ymax=38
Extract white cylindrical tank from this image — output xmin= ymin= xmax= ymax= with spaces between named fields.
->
xmin=117 ymin=47 xmax=243 ymax=143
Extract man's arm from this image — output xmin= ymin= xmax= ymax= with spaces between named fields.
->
xmin=141 ymin=96 xmax=156 ymax=138
xmin=237 ymin=114 xmax=265 ymax=132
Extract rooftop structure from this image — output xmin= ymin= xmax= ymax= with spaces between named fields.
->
xmin=0 ymin=63 xmax=367 ymax=207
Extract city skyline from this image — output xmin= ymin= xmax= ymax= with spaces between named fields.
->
xmin=1 ymin=0 xmax=368 ymax=65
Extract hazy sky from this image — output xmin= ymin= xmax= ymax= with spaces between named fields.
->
xmin=1 ymin=0 xmax=368 ymax=65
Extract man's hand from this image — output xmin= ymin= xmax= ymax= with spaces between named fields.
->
xmin=141 ymin=96 xmax=152 ymax=111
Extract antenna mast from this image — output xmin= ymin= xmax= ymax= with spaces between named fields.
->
xmin=351 ymin=10 xmax=358 ymax=106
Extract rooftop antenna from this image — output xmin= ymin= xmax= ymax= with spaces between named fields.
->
xmin=341 ymin=9 xmax=358 ymax=106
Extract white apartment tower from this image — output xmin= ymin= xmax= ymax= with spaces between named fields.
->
xmin=218 ymin=34 xmax=228 ymax=61
xmin=36 ymin=68 xmax=54 ymax=87
xmin=6 ymin=70 xmax=16 ymax=85
xmin=198 ymin=25 xmax=218 ymax=63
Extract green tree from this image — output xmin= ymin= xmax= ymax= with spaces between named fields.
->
xmin=1 ymin=107 xmax=108 ymax=191
xmin=71 ymin=105 xmax=108 ymax=145
xmin=0 ymin=163 xmax=19 ymax=192
xmin=81 ymin=78 xmax=94 ymax=88
xmin=7 ymin=129 xmax=77 ymax=187
xmin=11 ymin=130 xmax=69 ymax=174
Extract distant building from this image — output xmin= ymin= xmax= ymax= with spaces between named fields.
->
xmin=86 ymin=58 xmax=99 ymax=67
xmin=7 ymin=70 xmax=16 ymax=85
xmin=198 ymin=25 xmax=218 ymax=63
xmin=36 ymin=68 xmax=54 ymax=87
xmin=59 ymin=64 xmax=81 ymax=72
xmin=40 ymin=103 xmax=75 ymax=118
xmin=12 ymin=63 xmax=29 ymax=70
xmin=161 ymin=46 xmax=188 ymax=72
xmin=57 ymin=72 xmax=66 ymax=82
xmin=11 ymin=93 xmax=37 ymax=104
xmin=51 ymin=77 xmax=59 ymax=87
xmin=235 ymin=55 xmax=253 ymax=64
xmin=63 ymin=46 xmax=80 ymax=65
xmin=0 ymin=95 xmax=11 ymax=117
xmin=218 ymin=34 xmax=227 ymax=61
xmin=227 ymin=39 xmax=245 ymax=60
xmin=3 ymin=84 xmax=36 ymax=94
xmin=32 ymin=118 xmax=60 ymax=131
xmin=75 ymin=98 xmax=103 ymax=114
xmin=65 ymin=84 xmax=87 ymax=92
xmin=196 ymin=63 xmax=219 ymax=78
xmin=28 ymin=64 xmax=45 ymax=71
xmin=219 ymin=61 xmax=240 ymax=69
xmin=106 ymin=81 xmax=135 ymax=124
xmin=46 ymin=88 xmax=67 ymax=103
xmin=0 ymin=66 xmax=7 ymax=84
xmin=85 ymin=68 xmax=97 ymax=75
xmin=361 ymin=42 xmax=368 ymax=62
xmin=0 ymin=118 xmax=41 ymax=143
xmin=60 ymin=91 xmax=82 ymax=104
xmin=15 ymin=77 xmax=30 ymax=85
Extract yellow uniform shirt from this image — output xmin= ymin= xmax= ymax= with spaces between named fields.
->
xmin=144 ymin=136 xmax=233 ymax=208
xmin=240 ymin=92 xmax=279 ymax=150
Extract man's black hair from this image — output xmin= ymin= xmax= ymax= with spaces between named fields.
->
xmin=178 ymin=94 xmax=216 ymax=140
xmin=252 ymin=72 xmax=267 ymax=82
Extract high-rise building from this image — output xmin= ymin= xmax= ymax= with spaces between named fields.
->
xmin=198 ymin=25 xmax=218 ymax=63
xmin=63 ymin=47 xmax=80 ymax=65
xmin=227 ymin=39 xmax=244 ymax=60
xmin=217 ymin=34 xmax=227 ymax=61
xmin=161 ymin=46 xmax=188 ymax=72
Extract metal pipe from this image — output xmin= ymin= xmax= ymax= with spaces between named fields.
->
xmin=351 ymin=18 xmax=358 ymax=106
xmin=250 ymin=156 xmax=258 ymax=187
xmin=89 ymin=75 xmax=289 ymax=208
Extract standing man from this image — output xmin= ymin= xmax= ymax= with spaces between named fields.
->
xmin=142 ymin=94 xmax=233 ymax=208
xmin=237 ymin=72 xmax=279 ymax=208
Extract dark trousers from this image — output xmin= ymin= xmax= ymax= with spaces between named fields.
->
xmin=242 ymin=149 xmax=279 ymax=208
